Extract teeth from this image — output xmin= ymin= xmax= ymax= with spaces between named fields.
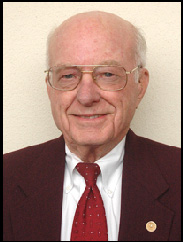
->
xmin=80 ymin=115 xmax=101 ymax=119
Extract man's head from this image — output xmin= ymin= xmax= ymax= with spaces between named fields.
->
xmin=46 ymin=11 xmax=149 ymax=160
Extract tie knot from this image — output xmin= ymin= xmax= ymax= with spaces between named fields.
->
xmin=76 ymin=162 xmax=100 ymax=186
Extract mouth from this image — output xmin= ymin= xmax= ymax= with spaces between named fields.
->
xmin=77 ymin=114 xmax=104 ymax=119
xmin=71 ymin=114 xmax=107 ymax=120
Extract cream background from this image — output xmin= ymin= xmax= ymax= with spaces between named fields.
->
xmin=3 ymin=2 xmax=181 ymax=153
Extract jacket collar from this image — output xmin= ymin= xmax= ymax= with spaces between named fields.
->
xmin=123 ymin=129 xmax=169 ymax=199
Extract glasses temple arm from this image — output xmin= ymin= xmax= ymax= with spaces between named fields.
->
xmin=126 ymin=65 xmax=142 ymax=75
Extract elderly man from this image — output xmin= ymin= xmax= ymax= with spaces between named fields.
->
xmin=3 ymin=11 xmax=180 ymax=241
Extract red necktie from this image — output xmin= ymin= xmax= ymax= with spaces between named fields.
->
xmin=70 ymin=162 xmax=108 ymax=241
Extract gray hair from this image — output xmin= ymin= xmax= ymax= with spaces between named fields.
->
xmin=133 ymin=26 xmax=147 ymax=82
xmin=46 ymin=27 xmax=56 ymax=69
xmin=134 ymin=27 xmax=147 ymax=67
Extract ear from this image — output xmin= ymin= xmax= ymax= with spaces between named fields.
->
xmin=136 ymin=67 xmax=149 ymax=108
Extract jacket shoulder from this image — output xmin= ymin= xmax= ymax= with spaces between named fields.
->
xmin=127 ymin=130 xmax=181 ymax=185
xmin=137 ymin=133 xmax=180 ymax=168
xmin=129 ymin=129 xmax=180 ymax=158
xmin=3 ymin=137 xmax=63 ymax=179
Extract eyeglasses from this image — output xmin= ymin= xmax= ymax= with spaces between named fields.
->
xmin=44 ymin=64 xmax=141 ymax=92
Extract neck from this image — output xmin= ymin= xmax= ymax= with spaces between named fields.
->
xmin=66 ymin=145 xmax=106 ymax=163
xmin=65 ymin=136 xmax=126 ymax=163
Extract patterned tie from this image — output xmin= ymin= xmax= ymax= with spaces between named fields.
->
xmin=70 ymin=162 xmax=108 ymax=241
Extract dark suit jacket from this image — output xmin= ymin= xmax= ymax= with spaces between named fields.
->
xmin=3 ymin=129 xmax=181 ymax=241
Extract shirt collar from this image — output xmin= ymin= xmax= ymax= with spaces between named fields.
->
xmin=65 ymin=137 xmax=126 ymax=197
xmin=95 ymin=137 xmax=125 ymax=197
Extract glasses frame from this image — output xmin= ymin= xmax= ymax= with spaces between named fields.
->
xmin=44 ymin=64 xmax=142 ymax=92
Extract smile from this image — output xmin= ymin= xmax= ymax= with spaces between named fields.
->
xmin=72 ymin=114 xmax=107 ymax=121
xmin=79 ymin=115 xmax=103 ymax=119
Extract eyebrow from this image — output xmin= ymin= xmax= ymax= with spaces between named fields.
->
xmin=53 ymin=60 xmax=122 ymax=68
xmin=98 ymin=60 xmax=122 ymax=66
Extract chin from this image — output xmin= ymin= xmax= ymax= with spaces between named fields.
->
xmin=70 ymin=132 xmax=112 ymax=147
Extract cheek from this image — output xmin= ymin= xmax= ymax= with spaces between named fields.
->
xmin=49 ymin=90 xmax=75 ymax=131
xmin=113 ymin=90 xmax=138 ymax=129
xmin=114 ymin=100 xmax=124 ymax=129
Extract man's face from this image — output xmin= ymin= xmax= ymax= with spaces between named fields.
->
xmin=47 ymin=15 xmax=148 ymax=150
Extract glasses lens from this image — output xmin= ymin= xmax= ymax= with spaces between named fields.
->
xmin=47 ymin=65 xmax=127 ymax=91
xmin=49 ymin=66 xmax=81 ymax=90
xmin=94 ymin=66 xmax=126 ymax=91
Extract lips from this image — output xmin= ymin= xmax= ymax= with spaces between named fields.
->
xmin=71 ymin=114 xmax=107 ymax=120
xmin=74 ymin=114 xmax=104 ymax=119
xmin=77 ymin=114 xmax=103 ymax=119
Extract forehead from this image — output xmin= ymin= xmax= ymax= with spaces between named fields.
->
xmin=49 ymin=13 xmax=136 ymax=66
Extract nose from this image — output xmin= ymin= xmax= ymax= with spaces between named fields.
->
xmin=76 ymin=73 xmax=101 ymax=107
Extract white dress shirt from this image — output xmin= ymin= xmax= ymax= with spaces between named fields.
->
xmin=61 ymin=137 xmax=126 ymax=241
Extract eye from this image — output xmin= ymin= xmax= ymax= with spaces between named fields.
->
xmin=103 ymin=72 xmax=114 ymax=77
xmin=62 ymin=74 xmax=75 ymax=79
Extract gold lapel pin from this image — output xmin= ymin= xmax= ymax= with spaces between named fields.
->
xmin=146 ymin=221 xmax=157 ymax=232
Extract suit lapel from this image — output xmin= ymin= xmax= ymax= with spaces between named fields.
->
xmin=118 ymin=130 xmax=174 ymax=241
xmin=11 ymin=137 xmax=66 ymax=241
